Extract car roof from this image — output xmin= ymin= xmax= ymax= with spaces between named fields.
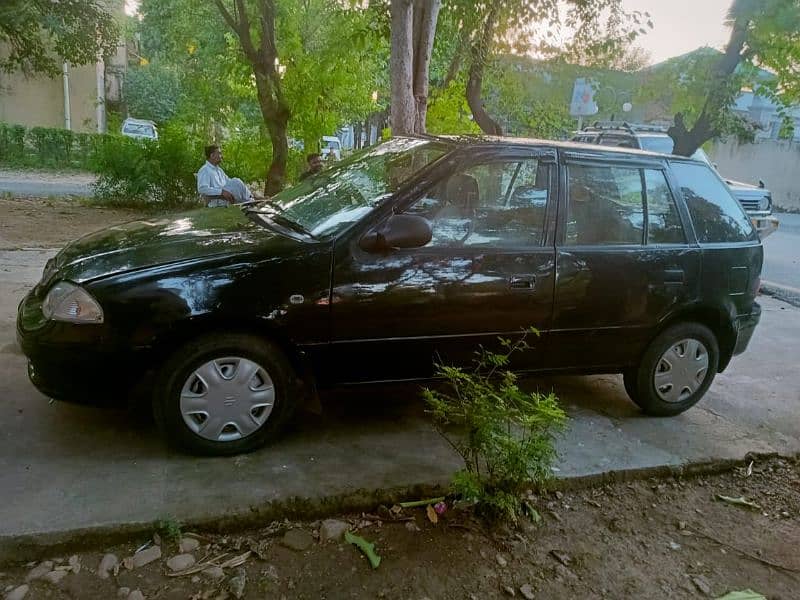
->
xmin=123 ymin=118 xmax=157 ymax=126
xmin=408 ymin=134 xmax=701 ymax=163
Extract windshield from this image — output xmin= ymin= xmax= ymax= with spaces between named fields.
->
xmin=638 ymin=135 xmax=711 ymax=164
xmin=267 ymin=138 xmax=448 ymax=238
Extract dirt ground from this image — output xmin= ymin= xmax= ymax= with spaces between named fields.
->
xmin=1 ymin=457 xmax=798 ymax=600
xmin=0 ymin=197 xmax=138 ymax=250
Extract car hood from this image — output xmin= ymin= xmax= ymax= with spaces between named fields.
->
xmin=48 ymin=208 xmax=280 ymax=284
xmin=724 ymin=178 xmax=767 ymax=196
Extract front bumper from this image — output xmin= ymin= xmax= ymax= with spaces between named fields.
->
xmin=17 ymin=291 xmax=145 ymax=406
xmin=752 ymin=216 xmax=779 ymax=239
xmin=732 ymin=302 xmax=761 ymax=356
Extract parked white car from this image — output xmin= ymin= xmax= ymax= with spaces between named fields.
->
xmin=121 ymin=118 xmax=158 ymax=141
xmin=321 ymin=135 xmax=342 ymax=160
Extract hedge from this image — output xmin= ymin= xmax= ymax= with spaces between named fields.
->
xmin=0 ymin=122 xmax=105 ymax=170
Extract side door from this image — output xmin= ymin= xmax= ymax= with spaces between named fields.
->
xmin=325 ymin=148 xmax=558 ymax=384
xmin=546 ymin=154 xmax=701 ymax=371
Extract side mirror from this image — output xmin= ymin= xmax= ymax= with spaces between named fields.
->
xmin=359 ymin=213 xmax=432 ymax=253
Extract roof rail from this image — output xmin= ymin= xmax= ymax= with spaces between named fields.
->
xmin=582 ymin=121 xmax=669 ymax=134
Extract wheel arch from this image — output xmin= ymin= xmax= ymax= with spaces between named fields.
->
xmin=653 ymin=304 xmax=737 ymax=372
xmin=143 ymin=314 xmax=315 ymax=388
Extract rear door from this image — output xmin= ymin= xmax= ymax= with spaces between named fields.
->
xmin=546 ymin=153 xmax=701 ymax=371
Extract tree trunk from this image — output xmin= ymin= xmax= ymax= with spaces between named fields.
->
xmin=411 ymin=0 xmax=440 ymax=133
xmin=390 ymin=0 xmax=416 ymax=135
xmin=466 ymin=7 xmax=503 ymax=136
xmin=668 ymin=13 xmax=750 ymax=156
xmin=213 ymin=0 xmax=290 ymax=194
xmin=390 ymin=0 xmax=440 ymax=135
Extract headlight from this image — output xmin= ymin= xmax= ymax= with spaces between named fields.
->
xmin=758 ymin=195 xmax=771 ymax=212
xmin=42 ymin=282 xmax=104 ymax=323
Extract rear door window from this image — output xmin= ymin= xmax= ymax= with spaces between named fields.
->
xmin=566 ymin=164 xmax=644 ymax=245
xmin=670 ymin=162 xmax=756 ymax=243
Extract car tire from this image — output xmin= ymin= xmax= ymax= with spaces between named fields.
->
xmin=153 ymin=333 xmax=297 ymax=455
xmin=624 ymin=322 xmax=719 ymax=416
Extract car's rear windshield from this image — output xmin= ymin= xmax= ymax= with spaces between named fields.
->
xmin=638 ymin=135 xmax=711 ymax=164
xmin=670 ymin=161 xmax=757 ymax=243
xmin=269 ymin=138 xmax=448 ymax=238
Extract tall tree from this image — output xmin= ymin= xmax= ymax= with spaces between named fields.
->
xmin=213 ymin=0 xmax=290 ymax=195
xmin=0 ymin=0 xmax=119 ymax=75
xmin=442 ymin=0 xmax=647 ymax=135
xmin=667 ymin=0 xmax=800 ymax=156
xmin=389 ymin=0 xmax=442 ymax=135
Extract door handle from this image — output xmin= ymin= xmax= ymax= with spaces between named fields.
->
xmin=662 ymin=268 xmax=685 ymax=285
xmin=509 ymin=276 xmax=536 ymax=290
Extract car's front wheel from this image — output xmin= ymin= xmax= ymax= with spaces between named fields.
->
xmin=624 ymin=322 xmax=719 ymax=416
xmin=153 ymin=333 xmax=297 ymax=455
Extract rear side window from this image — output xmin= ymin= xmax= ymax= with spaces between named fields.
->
xmin=645 ymin=170 xmax=685 ymax=244
xmin=670 ymin=162 xmax=756 ymax=243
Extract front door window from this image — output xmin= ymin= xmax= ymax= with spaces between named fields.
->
xmin=405 ymin=158 xmax=550 ymax=248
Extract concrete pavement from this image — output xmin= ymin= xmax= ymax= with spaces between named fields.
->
xmin=1 ymin=249 xmax=799 ymax=558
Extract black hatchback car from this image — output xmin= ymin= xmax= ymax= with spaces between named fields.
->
xmin=17 ymin=136 xmax=763 ymax=455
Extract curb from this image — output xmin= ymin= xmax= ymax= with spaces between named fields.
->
xmin=1 ymin=451 xmax=790 ymax=565
xmin=761 ymin=282 xmax=800 ymax=308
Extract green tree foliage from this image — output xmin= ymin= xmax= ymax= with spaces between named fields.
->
xmin=647 ymin=0 xmax=800 ymax=156
xmin=135 ymin=0 xmax=388 ymax=191
xmin=124 ymin=65 xmax=184 ymax=124
xmin=434 ymin=0 xmax=650 ymax=135
xmin=0 ymin=0 xmax=119 ymax=76
xmin=426 ymin=79 xmax=482 ymax=135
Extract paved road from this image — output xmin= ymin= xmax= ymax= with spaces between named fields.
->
xmin=762 ymin=212 xmax=800 ymax=304
xmin=0 ymin=170 xmax=94 ymax=197
xmin=1 ymin=249 xmax=798 ymax=554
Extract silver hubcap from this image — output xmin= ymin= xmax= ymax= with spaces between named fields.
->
xmin=180 ymin=357 xmax=275 ymax=442
xmin=653 ymin=338 xmax=709 ymax=403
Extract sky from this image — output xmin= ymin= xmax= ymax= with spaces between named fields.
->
xmin=622 ymin=0 xmax=733 ymax=64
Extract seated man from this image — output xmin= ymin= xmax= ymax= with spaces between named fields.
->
xmin=197 ymin=145 xmax=253 ymax=207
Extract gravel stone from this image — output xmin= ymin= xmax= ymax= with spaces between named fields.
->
xmin=43 ymin=570 xmax=67 ymax=585
xmin=166 ymin=554 xmax=195 ymax=572
xmin=320 ymin=519 xmax=349 ymax=542
xmin=201 ymin=566 xmax=225 ymax=581
xmin=496 ymin=554 xmax=508 ymax=568
xmin=68 ymin=555 xmax=81 ymax=574
xmin=178 ymin=538 xmax=200 ymax=553
xmin=131 ymin=546 xmax=161 ymax=569
xmin=128 ymin=590 xmax=145 ymax=600
xmin=97 ymin=554 xmax=118 ymax=579
xmin=229 ymin=567 xmax=247 ymax=599
xmin=117 ymin=587 xmax=130 ymax=597
xmin=520 ymin=584 xmax=536 ymax=599
xmin=5 ymin=585 xmax=29 ymax=600
xmin=25 ymin=561 xmax=53 ymax=581
xmin=281 ymin=528 xmax=314 ymax=552
xmin=692 ymin=575 xmax=713 ymax=596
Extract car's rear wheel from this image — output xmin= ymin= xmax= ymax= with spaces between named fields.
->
xmin=624 ymin=322 xmax=719 ymax=416
xmin=153 ymin=333 xmax=297 ymax=455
